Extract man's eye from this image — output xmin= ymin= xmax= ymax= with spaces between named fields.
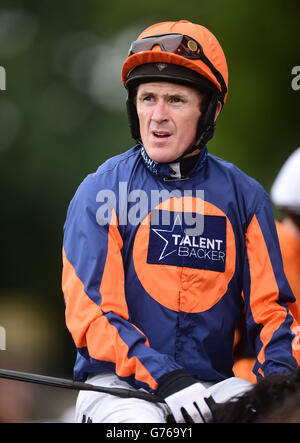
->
xmin=170 ymin=96 xmax=182 ymax=103
xmin=143 ymin=95 xmax=154 ymax=101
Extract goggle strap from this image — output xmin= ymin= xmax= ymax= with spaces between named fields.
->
xmin=197 ymin=52 xmax=227 ymax=103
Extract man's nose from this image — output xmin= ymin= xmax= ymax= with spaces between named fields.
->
xmin=151 ymin=100 xmax=169 ymax=123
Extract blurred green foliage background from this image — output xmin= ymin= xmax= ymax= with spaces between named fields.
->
xmin=0 ymin=0 xmax=299 ymax=421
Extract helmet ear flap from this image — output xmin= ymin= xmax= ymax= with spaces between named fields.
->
xmin=126 ymin=90 xmax=141 ymax=142
xmin=194 ymin=92 xmax=218 ymax=149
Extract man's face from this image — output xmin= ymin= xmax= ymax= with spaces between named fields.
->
xmin=136 ymin=82 xmax=203 ymax=163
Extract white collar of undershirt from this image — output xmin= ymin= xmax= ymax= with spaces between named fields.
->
xmin=168 ymin=162 xmax=182 ymax=179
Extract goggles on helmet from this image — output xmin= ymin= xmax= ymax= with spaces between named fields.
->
xmin=128 ymin=33 xmax=227 ymax=103
xmin=129 ymin=33 xmax=204 ymax=59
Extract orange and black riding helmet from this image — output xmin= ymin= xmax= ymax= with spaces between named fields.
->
xmin=122 ymin=20 xmax=228 ymax=153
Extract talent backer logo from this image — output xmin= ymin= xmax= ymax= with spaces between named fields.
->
xmin=147 ymin=210 xmax=227 ymax=272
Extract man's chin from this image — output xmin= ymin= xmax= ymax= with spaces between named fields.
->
xmin=144 ymin=146 xmax=179 ymax=164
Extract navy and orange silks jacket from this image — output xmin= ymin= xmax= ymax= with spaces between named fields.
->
xmin=62 ymin=144 xmax=299 ymax=392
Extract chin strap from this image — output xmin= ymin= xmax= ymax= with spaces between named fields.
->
xmin=174 ymin=121 xmax=216 ymax=162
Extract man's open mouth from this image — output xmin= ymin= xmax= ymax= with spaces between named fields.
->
xmin=152 ymin=131 xmax=171 ymax=138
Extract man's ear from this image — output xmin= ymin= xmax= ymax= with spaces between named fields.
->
xmin=214 ymin=101 xmax=222 ymax=121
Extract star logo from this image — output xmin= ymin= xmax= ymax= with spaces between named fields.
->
xmin=151 ymin=213 xmax=184 ymax=261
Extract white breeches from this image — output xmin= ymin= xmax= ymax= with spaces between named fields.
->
xmin=75 ymin=372 xmax=253 ymax=423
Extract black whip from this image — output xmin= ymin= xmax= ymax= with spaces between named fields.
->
xmin=0 ymin=369 xmax=162 ymax=404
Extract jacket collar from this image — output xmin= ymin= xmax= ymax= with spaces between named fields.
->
xmin=140 ymin=144 xmax=208 ymax=181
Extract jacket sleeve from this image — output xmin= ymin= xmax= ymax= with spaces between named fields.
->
xmin=242 ymin=192 xmax=299 ymax=379
xmin=62 ymin=174 xmax=181 ymax=391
